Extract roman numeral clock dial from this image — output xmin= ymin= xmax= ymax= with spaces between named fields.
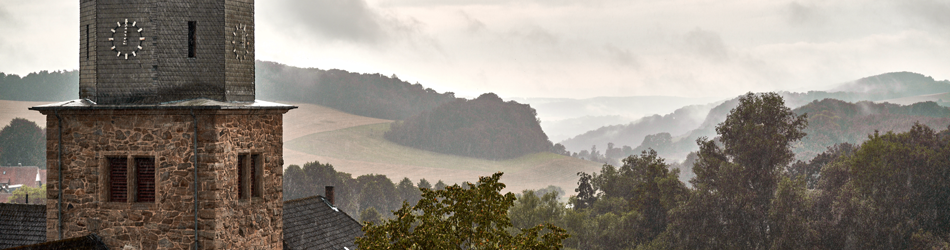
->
xmin=109 ymin=19 xmax=145 ymax=60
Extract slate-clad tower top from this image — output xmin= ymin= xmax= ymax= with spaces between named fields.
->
xmin=79 ymin=0 xmax=255 ymax=105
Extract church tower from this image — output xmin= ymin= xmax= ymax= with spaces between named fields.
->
xmin=31 ymin=0 xmax=293 ymax=249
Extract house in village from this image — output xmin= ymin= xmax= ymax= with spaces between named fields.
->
xmin=0 ymin=165 xmax=47 ymax=203
xmin=283 ymin=188 xmax=364 ymax=250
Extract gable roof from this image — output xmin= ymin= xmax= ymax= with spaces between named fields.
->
xmin=0 ymin=203 xmax=46 ymax=248
xmin=0 ymin=166 xmax=43 ymax=189
xmin=283 ymin=196 xmax=363 ymax=250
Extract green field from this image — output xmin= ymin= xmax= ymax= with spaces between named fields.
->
xmin=285 ymin=122 xmax=602 ymax=195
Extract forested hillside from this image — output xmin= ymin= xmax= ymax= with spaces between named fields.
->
xmin=283 ymin=161 xmax=443 ymax=223
xmin=536 ymin=93 xmax=950 ymax=249
xmin=0 ymin=70 xmax=78 ymax=101
xmin=829 ymin=71 xmax=950 ymax=100
xmin=2 ymin=63 xmax=455 ymax=121
xmin=385 ymin=93 xmax=552 ymax=160
xmin=563 ymin=72 xmax=950 ymax=163
xmin=256 ymin=61 xmax=457 ymax=120
xmin=793 ymin=99 xmax=950 ymax=160
xmin=628 ymin=99 xmax=950 ymax=165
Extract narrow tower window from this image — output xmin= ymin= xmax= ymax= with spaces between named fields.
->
xmin=251 ymin=154 xmax=261 ymax=198
xmin=187 ymin=21 xmax=197 ymax=58
xmin=85 ymin=25 xmax=90 ymax=60
xmin=238 ymin=153 xmax=263 ymax=200
xmin=238 ymin=154 xmax=247 ymax=200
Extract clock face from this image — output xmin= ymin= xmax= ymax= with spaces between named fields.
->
xmin=109 ymin=19 xmax=145 ymax=60
xmin=231 ymin=24 xmax=251 ymax=61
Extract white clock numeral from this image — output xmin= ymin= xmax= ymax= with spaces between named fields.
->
xmin=117 ymin=52 xmax=122 ymax=57
xmin=139 ymin=37 xmax=146 ymax=41
xmin=124 ymin=53 xmax=129 ymax=59
xmin=138 ymin=28 xmax=143 ymax=33
xmin=111 ymin=29 xmax=116 ymax=33
xmin=132 ymin=21 xmax=136 ymax=26
xmin=116 ymin=22 xmax=121 ymax=27
xmin=108 ymin=38 xmax=114 ymax=41
xmin=111 ymin=46 xmax=116 ymax=50
xmin=132 ymin=52 xmax=137 ymax=57
xmin=137 ymin=46 xmax=143 ymax=50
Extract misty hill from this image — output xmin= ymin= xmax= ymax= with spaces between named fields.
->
xmin=792 ymin=99 xmax=950 ymax=160
xmin=562 ymin=72 xmax=950 ymax=160
xmin=559 ymin=103 xmax=719 ymax=154
xmin=541 ymin=115 xmax=636 ymax=143
xmin=256 ymin=61 xmax=457 ymax=120
xmin=829 ymin=71 xmax=950 ymax=100
xmin=0 ymin=70 xmax=78 ymax=101
xmin=385 ymin=93 xmax=552 ymax=160
xmin=512 ymin=95 xmax=723 ymax=142
xmin=627 ymin=99 xmax=950 ymax=165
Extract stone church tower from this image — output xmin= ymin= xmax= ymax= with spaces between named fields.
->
xmin=31 ymin=0 xmax=293 ymax=249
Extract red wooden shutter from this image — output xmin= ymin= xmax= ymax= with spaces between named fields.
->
xmin=238 ymin=154 xmax=247 ymax=199
xmin=251 ymin=154 xmax=260 ymax=198
xmin=109 ymin=157 xmax=128 ymax=202
xmin=136 ymin=157 xmax=155 ymax=202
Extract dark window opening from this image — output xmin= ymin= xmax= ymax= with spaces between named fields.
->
xmin=251 ymin=154 xmax=261 ymax=198
xmin=109 ymin=157 xmax=128 ymax=202
xmin=238 ymin=153 xmax=263 ymax=200
xmin=85 ymin=25 xmax=90 ymax=60
xmin=238 ymin=154 xmax=247 ymax=200
xmin=187 ymin=21 xmax=196 ymax=58
xmin=135 ymin=157 xmax=155 ymax=202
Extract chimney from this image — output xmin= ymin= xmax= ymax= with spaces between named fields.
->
xmin=325 ymin=186 xmax=335 ymax=205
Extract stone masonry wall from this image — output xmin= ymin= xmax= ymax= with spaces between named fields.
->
xmin=40 ymin=108 xmax=285 ymax=250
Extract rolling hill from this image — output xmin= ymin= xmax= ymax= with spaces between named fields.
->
xmin=0 ymin=100 xmax=49 ymax=129
xmin=285 ymin=121 xmax=601 ymax=195
xmin=563 ymin=72 xmax=950 ymax=162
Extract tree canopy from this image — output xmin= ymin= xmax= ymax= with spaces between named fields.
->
xmin=8 ymin=184 xmax=46 ymax=204
xmin=356 ymin=172 xmax=568 ymax=249
xmin=0 ymin=118 xmax=46 ymax=167
xmin=663 ymin=92 xmax=808 ymax=249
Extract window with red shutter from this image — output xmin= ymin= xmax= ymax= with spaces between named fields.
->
xmin=238 ymin=154 xmax=248 ymax=200
xmin=135 ymin=157 xmax=155 ymax=202
xmin=109 ymin=157 xmax=128 ymax=202
xmin=251 ymin=154 xmax=261 ymax=198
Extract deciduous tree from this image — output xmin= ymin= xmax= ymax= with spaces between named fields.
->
xmin=667 ymin=92 xmax=807 ymax=249
xmin=357 ymin=172 xmax=568 ymax=249
xmin=0 ymin=118 xmax=46 ymax=167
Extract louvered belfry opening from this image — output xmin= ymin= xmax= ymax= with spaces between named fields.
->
xmin=109 ymin=157 xmax=128 ymax=202
xmin=238 ymin=154 xmax=248 ymax=200
xmin=251 ymin=154 xmax=260 ymax=198
xmin=136 ymin=157 xmax=155 ymax=202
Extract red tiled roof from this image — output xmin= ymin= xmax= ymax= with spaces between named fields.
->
xmin=0 ymin=166 xmax=43 ymax=189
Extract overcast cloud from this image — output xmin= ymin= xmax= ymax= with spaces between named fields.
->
xmin=1 ymin=0 xmax=948 ymax=99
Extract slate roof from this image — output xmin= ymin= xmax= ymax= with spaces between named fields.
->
xmin=5 ymin=234 xmax=109 ymax=250
xmin=0 ymin=203 xmax=46 ymax=248
xmin=284 ymin=196 xmax=363 ymax=250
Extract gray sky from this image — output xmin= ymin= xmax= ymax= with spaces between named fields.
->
xmin=1 ymin=0 xmax=948 ymax=99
